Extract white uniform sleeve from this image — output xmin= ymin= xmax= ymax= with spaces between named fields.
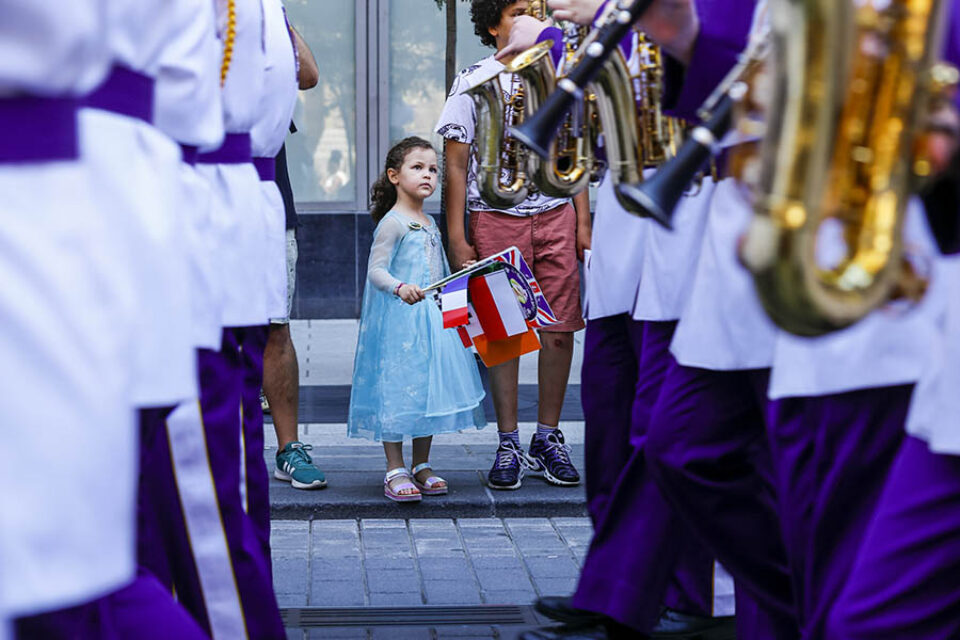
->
xmin=434 ymin=85 xmax=476 ymax=145
xmin=367 ymin=216 xmax=407 ymax=294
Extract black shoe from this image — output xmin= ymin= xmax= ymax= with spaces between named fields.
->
xmin=650 ymin=609 xmax=736 ymax=639
xmin=528 ymin=429 xmax=581 ymax=486
xmin=535 ymin=596 xmax=607 ymax=625
xmin=487 ymin=439 xmax=527 ymax=490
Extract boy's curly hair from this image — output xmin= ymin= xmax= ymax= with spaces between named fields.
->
xmin=470 ymin=0 xmax=519 ymax=49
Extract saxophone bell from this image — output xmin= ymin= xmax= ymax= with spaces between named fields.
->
xmin=511 ymin=0 xmax=656 ymax=158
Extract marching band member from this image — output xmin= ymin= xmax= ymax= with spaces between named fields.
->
xmin=761 ymin=208 xmax=945 ymax=639
xmin=0 ymin=0 xmax=125 ymax=631
xmin=437 ymin=0 xmax=591 ymax=494
xmin=506 ymin=2 xmax=760 ymax=638
xmin=7 ymin=1 xmax=209 ymax=636
xmin=639 ymin=1 xmax=802 ymax=637
xmin=825 ymin=12 xmax=960 ymax=638
xmin=192 ymin=0 xmax=287 ymax=635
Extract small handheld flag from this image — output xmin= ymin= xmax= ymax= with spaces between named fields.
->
xmin=440 ymin=274 xmax=470 ymax=328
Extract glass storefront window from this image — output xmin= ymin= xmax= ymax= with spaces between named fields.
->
xmin=284 ymin=0 xmax=357 ymax=205
xmin=388 ymin=1 xmax=490 ymax=204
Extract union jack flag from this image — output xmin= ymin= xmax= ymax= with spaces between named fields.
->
xmin=489 ymin=247 xmax=559 ymax=329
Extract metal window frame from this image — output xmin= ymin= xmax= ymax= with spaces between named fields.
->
xmin=296 ymin=0 xmax=370 ymax=214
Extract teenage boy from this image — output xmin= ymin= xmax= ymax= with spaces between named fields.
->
xmin=436 ymin=0 xmax=592 ymax=491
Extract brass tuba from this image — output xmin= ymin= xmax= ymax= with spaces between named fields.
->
xmin=464 ymin=2 xmax=549 ymax=209
xmin=739 ymin=0 xmax=950 ymax=336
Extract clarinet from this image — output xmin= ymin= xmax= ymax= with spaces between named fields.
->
xmin=510 ymin=0 xmax=655 ymax=158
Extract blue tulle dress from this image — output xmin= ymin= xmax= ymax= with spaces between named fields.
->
xmin=348 ymin=210 xmax=486 ymax=442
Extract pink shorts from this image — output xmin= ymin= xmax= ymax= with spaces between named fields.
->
xmin=469 ymin=203 xmax=584 ymax=333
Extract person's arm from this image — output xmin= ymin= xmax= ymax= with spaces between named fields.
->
xmin=573 ymin=188 xmax=592 ymax=262
xmin=444 ymin=139 xmax=479 ymax=268
xmin=367 ymin=217 xmax=425 ymax=304
xmin=291 ymin=26 xmax=318 ymax=90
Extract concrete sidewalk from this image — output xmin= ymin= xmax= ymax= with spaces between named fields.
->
xmin=266 ymin=422 xmax=586 ymax=520
xmin=273 ymin=517 xmax=591 ymax=639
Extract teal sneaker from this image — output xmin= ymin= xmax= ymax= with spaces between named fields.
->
xmin=275 ymin=442 xmax=327 ymax=489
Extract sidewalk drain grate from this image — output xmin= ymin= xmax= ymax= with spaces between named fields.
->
xmin=281 ymin=605 xmax=537 ymax=628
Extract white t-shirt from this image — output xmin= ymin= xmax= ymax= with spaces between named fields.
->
xmin=434 ymin=54 xmax=569 ymax=216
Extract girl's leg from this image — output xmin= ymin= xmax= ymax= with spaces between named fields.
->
xmin=383 ymin=441 xmax=417 ymax=496
xmin=411 ymin=436 xmax=445 ymax=488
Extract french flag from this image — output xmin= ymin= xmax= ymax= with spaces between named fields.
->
xmin=441 ymin=274 xmax=470 ymax=328
xmin=468 ymin=270 xmax=528 ymax=341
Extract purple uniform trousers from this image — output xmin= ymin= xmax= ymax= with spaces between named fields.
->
xmin=236 ymin=325 xmax=271 ymax=560
xmin=573 ymin=316 xmax=718 ymax=632
xmin=766 ymin=385 xmax=910 ymax=639
xmin=645 ymin=355 xmax=799 ymax=639
xmin=137 ymin=402 xmax=218 ymax=633
xmin=827 ymin=436 xmax=960 ymax=639
xmin=14 ymin=570 xmax=208 ymax=639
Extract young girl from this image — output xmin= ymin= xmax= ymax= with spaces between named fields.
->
xmin=348 ymin=137 xmax=486 ymax=502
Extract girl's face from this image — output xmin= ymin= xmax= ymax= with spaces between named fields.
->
xmin=389 ymin=147 xmax=439 ymax=201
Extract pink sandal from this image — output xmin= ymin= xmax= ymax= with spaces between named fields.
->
xmin=384 ymin=467 xmax=422 ymax=503
xmin=412 ymin=463 xmax=448 ymax=496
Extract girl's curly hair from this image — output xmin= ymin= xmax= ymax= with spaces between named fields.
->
xmin=369 ymin=136 xmax=436 ymax=224
xmin=470 ymin=0 xmax=519 ymax=49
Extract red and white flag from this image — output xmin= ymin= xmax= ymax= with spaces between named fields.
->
xmin=440 ymin=274 xmax=470 ymax=328
xmin=468 ymin=270 xmax=528 ymax=341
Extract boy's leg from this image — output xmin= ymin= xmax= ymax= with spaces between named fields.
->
xmin=469 ymin=209 xmax=533 ymax=489
xmin=528 ymin=203 xmax=584 ymax=484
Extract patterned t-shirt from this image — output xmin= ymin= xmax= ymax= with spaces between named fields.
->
xmin=434 ymin=54 xmax=570 ymax=217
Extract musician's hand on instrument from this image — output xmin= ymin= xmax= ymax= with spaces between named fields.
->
xmin=450 ymin=240 xmax=479 ymax=273
xmin=495 ymin=15 xmax=550 ymax=61
xmin=920 ymin=101 xmax=960 ymax=176
xmin=547 ymin=0 xmax=604 ymax=25
xmin=636 ymin=0 xmax=700 ymax=65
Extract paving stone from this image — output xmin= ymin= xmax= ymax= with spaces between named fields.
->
xmin=364 ymin=556 xmax=417 ymax=572
xmin=531 ymin=577 xmax=578 ymax=597
xmin=272 ymin=555 xmax=309 ymax=594
xmin=474 ymin=568 xmax=534 ymax=592
xmin=276 ymin=592 xmax=309 ymax=608
xmin=309 ymin=580 xmax=366 ymax=607
xmin=287 ymin=629 xmax=306 ymax=640
xmin=311 ymin=557 xmax=364 ymax=583
xmin=368 ymin=590 xmax=423 ymax=606
xmin=416 ymin=556 xmax=471 ymax=582
xmin=365 ymin=569 xmax=420 ymax=594
xmin=480 ymin=589 xmax=537 ymax=605
xmin=523 ymin=556 xmax=580 ymax=579
xmin=307 ymin=629 xmax=368 ymax=640
xmin=469 ymin=555 xmax=524 ymax=571
xmin=361 ymin=519 xmax=408 ymax=529
xmin=271 ymin=520 xmax=310 ymax=553
xmin=370 ymin=626 xmax=434 ymax=640
xmin=423 ymin=580 xmax=482 ymax=605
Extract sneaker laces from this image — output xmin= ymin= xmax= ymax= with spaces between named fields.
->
xmin=541 ymin=433 xmax=573 ymax=466
xmin=495 ymin=440 xmax=528 ymax=470
xmin=285 ymin=443 xmax=314 ymax=467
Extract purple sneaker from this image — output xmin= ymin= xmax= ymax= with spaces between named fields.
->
xmin=528 ymin=430 xmax=580 ymax=486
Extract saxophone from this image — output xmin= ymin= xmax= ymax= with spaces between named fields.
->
xmin=590 ymin=31 xmax=682 ymax=214
xmin=464 ymin=2 xmax=549 ymax=208
xmin=516 ymin=23 xmax=598 ymax=197
xmin=739 ymin=0 xmax=950 ymax=336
